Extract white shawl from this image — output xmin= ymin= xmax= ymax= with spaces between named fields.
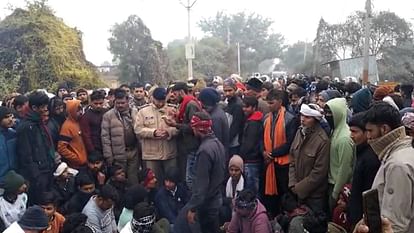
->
xmin=225 ymin=176 xmax=244 ymax=198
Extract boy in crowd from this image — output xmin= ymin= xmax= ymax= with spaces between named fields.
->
xmin=38 ymin=192 xmax=65 ymax=233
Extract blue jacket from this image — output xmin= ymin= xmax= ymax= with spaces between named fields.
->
xmin=0 ymin=127 xmax=17 ymax=182
xmin=155 ymin=183 xmax=190 ymax=224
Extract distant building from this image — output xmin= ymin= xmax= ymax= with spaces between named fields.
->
xmin=96 ymin=65 xmax=119 ymax=88
xmin=322 ymin=56 xmax=379 ymax=84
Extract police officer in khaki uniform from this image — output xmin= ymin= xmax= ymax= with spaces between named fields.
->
xmin=134 ymin=87 xmax=179 ymax=183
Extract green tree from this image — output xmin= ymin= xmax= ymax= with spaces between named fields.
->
xmin=282 ymin=41 xmax=314 ymax=74
xmin=0 ymin=0 xmax=103 ymax=95
xmin=198 ymin=11 xmax=285 ymax=75
xmin=166 ymin=37 xmax=236 ymax=80
xmin=109 ymin=15 xmax=167 ymax=84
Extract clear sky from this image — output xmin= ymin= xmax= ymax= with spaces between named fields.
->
xmin=1 ymin=0 xmax=413 ymax=65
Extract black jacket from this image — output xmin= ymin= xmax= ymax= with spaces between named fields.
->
xmin=224 ymin=96 xmax=245 ymax=146
xmin=61 ymin=190 xmax=94 ymax=216
xmin=210 ymin=106 xmax=230 ymax=152
xmin=52 ymin=176 xmax=76 ymax=209
xmin=176 ymin=100 xmax=201 ymax=155
xmin=348 ymin=143 xmax=381 ymax=225
xmin=16 ymin=111 xmax=55 ymax=180
xmin=155 ymin=183 xmax=190 ymax=224
xmin=239 ymin=111 xmax=263 ymax=163
xmin=186 ymin=135 xmax=226 ymax=211
xmin=266 ymin=110 xmax=299 ymax=159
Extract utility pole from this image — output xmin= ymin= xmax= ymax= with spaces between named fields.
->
xmin=362 ymin=0 xmax=372 ymax=85
xmin=304 ymin=39 xmax=308 ymax=64
xmin=180 ymin=0 xmax=198 ymax=80
xmin=237 ymin=42 xmax=241 ymax=75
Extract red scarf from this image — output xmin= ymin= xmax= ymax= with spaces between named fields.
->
xmin=177 ymin=95 xmax=201 ymax=123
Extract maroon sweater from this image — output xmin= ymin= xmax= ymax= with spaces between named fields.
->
xmin=79 ymin=108 xmax=106 ymax=153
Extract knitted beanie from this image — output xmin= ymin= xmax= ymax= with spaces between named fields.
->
xmin=3 ymin=170 xmax=25 ymax=193
xmin=18 ymin=205 xmax=49 ymax=230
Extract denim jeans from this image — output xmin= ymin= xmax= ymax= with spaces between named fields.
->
xmin=186 ymin=151 xmax=197 ymax=190
xmin=244 ymin=163 xmax=262 ymax=194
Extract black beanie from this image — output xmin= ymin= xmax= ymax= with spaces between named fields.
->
xmin=0 ymin=106 xmax=12 ymax=120
xmin=199 ymin=87 xmax=220 ymax=106
xmin=246 ymin=77 xmax=263 ymax=92
xmin=18 ymin=205 xmax=49 ymax=230
xmin=152 ymin=87 xmax=167 ymax=101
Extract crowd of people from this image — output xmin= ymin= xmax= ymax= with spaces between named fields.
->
xmin=0 ymin=74 xmax=414 ymax=233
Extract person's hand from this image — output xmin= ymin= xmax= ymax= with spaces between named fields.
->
xmin=97 ymin=172 xmax=106 ymax=185
xmin=155 ymin=129 xmax=169 ymax=139
xmin=353 ymin=217 xmax=393 ymax=233
xmin=291 ymin=186 xmax=297 ymax=194
xmin=163 ymin=117 xmax=177 ymax=127
xmin=263 ymin=152 xmax=272 ymax=165
xmin=187 ymin=209 xmax=196 ymax=224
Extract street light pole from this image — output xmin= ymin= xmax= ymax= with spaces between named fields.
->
xmin=362 ymin=0 xmax=372 ymax=85
xmin=180 ymin=0 xmax=198 ymax=80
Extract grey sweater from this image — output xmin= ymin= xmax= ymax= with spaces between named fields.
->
xmin=82 ymin=196 xmax=117 ymax=233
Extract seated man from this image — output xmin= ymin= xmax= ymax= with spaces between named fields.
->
xmin=60 ymin=173 xmax=96 ymax=215
xmin=120 ymin=201 xmax=170 ymax=233
xmin=226 ymin=189 xmax=272 ymax=233
xmin=37 ymin=192 xmax=65 ymax=233
xmin=0 ymin=171 xmax=28 ymax=229
xmin=82 ymin=184 xmax=118 ymax=233
xmin=117 ymin=184 xmax=148 ymax=232
xmin=3 ymin=206 xmax=49 ymax=233
xmin=155 ymin=167 xmax=190 ymax=224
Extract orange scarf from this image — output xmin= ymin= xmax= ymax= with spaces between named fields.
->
xmin=264 ymin=107 xmax=290 ymax=196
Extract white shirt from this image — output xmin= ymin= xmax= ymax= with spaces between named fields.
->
xmin=3 ymin=222 xmax=25 ymax=233
xmin=120 ymin=222 xmax=132 ymax=233
xmin=0 ymin=193 xmax=27 ymax=227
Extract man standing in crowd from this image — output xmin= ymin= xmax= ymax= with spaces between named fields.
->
xmin=223 ymin=78 xmax=245 ymax=156
xmin=263 ymin=89 xmax=298 ymax=216
xmin=102 ymin=88 xmax=140 ymax=185
xmin=288 ymin=103 xmax=330 ymax=232
xmin=164 ymin=82 xmax=201 ymax=189
xmin=245 ymin=77 xmax=269 ymax=114
xmin=198 ymin=87 xmax=230 ymax=153
xmin=324 ymin=98 xmax=355 ymax=212
xmin=12 ymin=95 xmax=28 ymax=126
xmin=239 ymin=96 xmax=263 ymax=193
xmin=80 ymin=90 xmax=106 ymax=154
xmin=174 ymin=112 xmax=225 ymax=233
xmin=364 ymin=102 xmax=414 ymax=233
xmin=348 ymin=112 xmax=381 ymax=227
xmin=76 ymin=88 xmax=89 ymax=115
xmin=16 ymin=91 xmax=55 ymax=205
xmin=57 ymin=99 xmax=87 ymax=168
xmin=135 ymin=87 xmax=178 ymax=182
xmin=119 ymin=84 xmax=134 ymax=108
xmin=55 ymin=82 xmax=69 ymax=100
xmin=0 ymin=107 xmax=17 ymax=182
xmin=131 ymin=82 xmax=147 ymax=109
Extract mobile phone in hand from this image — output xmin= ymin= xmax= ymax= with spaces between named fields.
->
xmin=362 ymin=189 xmax=382 ymax=233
